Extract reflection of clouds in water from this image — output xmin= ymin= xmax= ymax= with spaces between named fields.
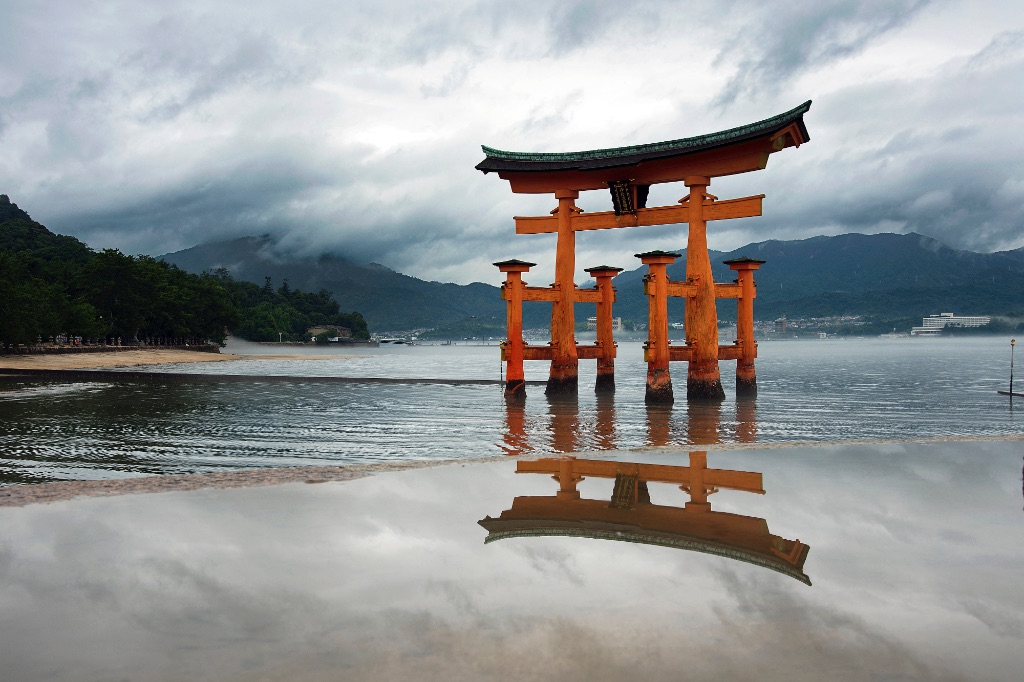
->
xmin=426 ymin=578 xmax=487 ymax=620
xmin=226 ymin=605 xmax=976 ymax=682
xmin=1 ymin=442 xmax=1022 ymax=680
xmin=959 ymin=598 xmax=1024 ymax=639
xmin=710 ymin=566 xmax=970 ymax=682
xmin=515 ymin=544 xmax=585 ymax=587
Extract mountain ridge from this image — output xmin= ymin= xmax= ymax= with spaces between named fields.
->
xmin=161 ymin=231 xmax=1024 ymax=330
xmin=161 ymin=235 xmax=530 ymax=330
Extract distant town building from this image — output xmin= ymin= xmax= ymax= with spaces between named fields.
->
xmin=586 ymin=316 xmax=623 ymax=332
xmin=910 ymin=312 xmax=991 ymax=336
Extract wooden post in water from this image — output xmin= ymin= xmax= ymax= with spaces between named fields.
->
xmin=586 ymin=265 xmax=623 ymax=392
xmin=495 ymin=259 xmax=534 ymax=398
xmin=638 ymin=251 xmax=680 ymax=403
xmin=1011 ymin=338 xmax=1016 ymax=399
xmin=683 ymin=177 xmax=725 ymax=401
xmin=725 ymin=257 xmax=766 ymax=397
xmin=548 ymin=190 xmax=581 ymax=395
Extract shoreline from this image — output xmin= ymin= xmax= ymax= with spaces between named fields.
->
xmin=0 ymin=348 xmax=352 ymax=371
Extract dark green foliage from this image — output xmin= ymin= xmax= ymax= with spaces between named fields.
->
xmin=0 ymin=195 xmax=367 ymax=349
xmin=218 ymin=275 xmax=370 ymax=342
xmin=159 ymin=236 xmax=541 ymax=330
xmin=417 ymin=318 xmax=505 ymax=340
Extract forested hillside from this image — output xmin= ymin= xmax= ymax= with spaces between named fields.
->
xmin=165 ymin=230 xmax=1024 ymax=336
xmin=0 ymin=195 xmax=368 ymax=349
xmin=161 ymin=235 xmax=543 ymax=331
xmin=223 ymin=275 xmax=369 ymax=342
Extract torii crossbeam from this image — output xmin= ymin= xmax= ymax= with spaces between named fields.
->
xmin=478 ymin=101 xmax=811 ymax=400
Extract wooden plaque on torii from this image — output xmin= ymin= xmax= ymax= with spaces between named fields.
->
xmin=479 ymin=101 xmax=811 ymax=401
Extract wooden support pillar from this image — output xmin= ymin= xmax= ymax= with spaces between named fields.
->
xmin=686 ymin=401 xmax=722 ymax=446
xmin=547 ymin=189 xmax=580 ymax=395
xmin=645 ymin=403 xmax=673 ymax=447
xmin=736 ymin=398 xmax=757 ymax=443
xmin=595 ymin=392 xmax=616 ymax=449
xmin=554 ymin=455 xmax=582 ymax=500
xmin=547 ymin=395 xmax=579 ymax=454
xmin=683 ymin=450 xmax=712 ymax=512
xmin=495 ymin=259 xmax=535 ymax=398
xmin=683 ymin=176 xmax=725 ymax=401
xmin=725 ymin=257 xmax=765 ymax=397
xmin=502 ymin=398 xmax=528 ymax=456
xmin=637 ymin=250 xmax=680 ymax=403
xmin=585 ymin=265 xmax=623 ymax=392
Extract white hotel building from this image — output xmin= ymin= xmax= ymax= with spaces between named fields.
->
xmin=910 ymin=312 xmax=991 ymax=336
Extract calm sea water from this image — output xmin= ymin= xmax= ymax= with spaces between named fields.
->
xmin=1 ymin=337 xmax=1021 ymax=483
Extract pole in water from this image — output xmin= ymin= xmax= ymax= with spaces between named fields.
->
xmin=1011 ymin=338 xmax=1016 ymax=400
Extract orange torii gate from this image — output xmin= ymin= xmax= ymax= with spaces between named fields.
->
xmin=478 ymin=101 xmax=811 ymax=400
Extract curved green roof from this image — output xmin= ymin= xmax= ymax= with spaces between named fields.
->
xmin=477 ymin=100 xmax=811 ymax=174
xmin=482 ymin=525 xmax=811 ymax=585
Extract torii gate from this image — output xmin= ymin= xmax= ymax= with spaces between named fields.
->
xmin=478 ymin=101 xmax=811 ymax=400
xmin=478 ymin=452 xmax=811 ymax=584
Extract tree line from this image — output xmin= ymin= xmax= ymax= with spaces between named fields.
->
xmin=0 ymin=195 xmax=369 ymax=349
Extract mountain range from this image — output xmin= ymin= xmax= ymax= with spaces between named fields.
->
xmin=160 ymin=236 xmax=519 ymax=331
xmin=160 ymin=232 xmax=1024 ymax=332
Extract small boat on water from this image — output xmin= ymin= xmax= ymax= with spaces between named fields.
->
xmin=997 ymin=390 xmax=1024 ymax=397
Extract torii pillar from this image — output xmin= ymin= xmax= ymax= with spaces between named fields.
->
xmin=637 ymin=251 xmax=680 ymax=403
xmin=585 ymin=265 xmax=623 ymax=392
xmin=725 ymin=257 xmax=766 ymax=396
xmin=495 ymin=259 xmax=534 ymax=397
xmin=683 ymin=176 xmax=725 ymax=400
xmin=548 ymin=190 xmax=581 ymax=395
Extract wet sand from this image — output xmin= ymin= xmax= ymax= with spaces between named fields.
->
xmin=3 ymin=433 xmax=1021 ymax=508
xmin=0 ymin=458 xmax=499 ymax=508
xmin=0 ymin=349 xmax=351 ymax=371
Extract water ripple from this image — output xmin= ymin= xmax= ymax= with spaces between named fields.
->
xmin=2 ymin=338 xmax=1021 ymax=481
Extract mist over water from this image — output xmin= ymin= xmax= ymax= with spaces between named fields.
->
xmin=1 ymin=337 xmax=1021 ymax=483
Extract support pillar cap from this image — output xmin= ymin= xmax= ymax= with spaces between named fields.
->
xmin=635 ymin=250 xmax=681 ymax=265
xmin=494 ymin=259 xmax=536 ymax=273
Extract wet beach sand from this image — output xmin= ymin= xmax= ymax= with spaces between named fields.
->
xmin=2 ymin=432 xmax=1020 ymax=508
xmin=0 ymin=348 xmax=343 ymax=371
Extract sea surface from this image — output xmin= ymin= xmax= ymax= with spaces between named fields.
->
xmin=1 ymin=336 xmax=1021 ymax=483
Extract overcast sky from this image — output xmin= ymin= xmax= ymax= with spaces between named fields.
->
xmin=2 ymin=0 xmax=1023 ymax=285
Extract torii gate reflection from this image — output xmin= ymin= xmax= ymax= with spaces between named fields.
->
xmin=501 ymin=394 xmax=757 ymax=457
xmin=478 ymin=451 xmax=810 ymax=585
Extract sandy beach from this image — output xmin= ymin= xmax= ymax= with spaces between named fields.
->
xmin=0 ymin=348 xmax=349 ymax=370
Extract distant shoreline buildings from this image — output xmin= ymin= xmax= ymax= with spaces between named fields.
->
xmin=586 ymin=316 xmax=623 ymax=332
xmin=910 ymin=312 xmax=991 ymax=336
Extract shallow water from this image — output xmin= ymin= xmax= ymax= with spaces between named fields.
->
xmin=1 ymin=441 xmax=1022 ymax=681
xmin=1 ymin=337 xmax=1021 ymax=483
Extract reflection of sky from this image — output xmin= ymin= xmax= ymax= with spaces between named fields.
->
xmin=1 ymin=441 xmax=1022 ymax=680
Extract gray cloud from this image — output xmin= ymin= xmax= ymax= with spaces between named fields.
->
xmin=967 ymin=29 xmax=1024 ymax=69
xmin=1 ymin=0 xmax=1023 ymax=285
xmin=712 ymin=0 xmax=932 ymax=107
